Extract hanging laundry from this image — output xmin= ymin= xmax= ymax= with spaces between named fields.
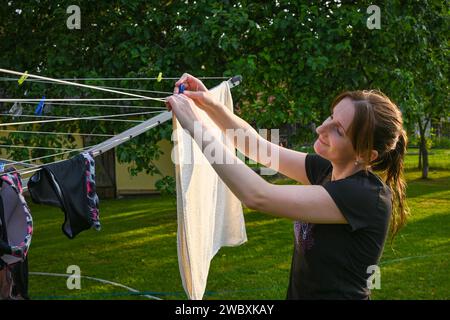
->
xmin=174 ymin=81 xmax=247 ymax=300
xmin=27 ymin=152 xmax=100 ymax=239
xmin=0 ymin=167 xmax=33 ymax=300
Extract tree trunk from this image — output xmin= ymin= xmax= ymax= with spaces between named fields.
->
xmin=418 ymin=148 xmax=422 ymax=170
xmin=420 ymin=138 xmax=429 ymax=179
xmin=418 ymin=119 xmax=429 ymax=179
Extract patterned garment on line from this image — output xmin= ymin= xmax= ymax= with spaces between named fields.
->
xmin=27 ymin=152 xmax=100 ymax=239
xmin=0 ymin=167 xmax=33 ymax=265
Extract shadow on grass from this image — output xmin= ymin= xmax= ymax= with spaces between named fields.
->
xmin=405 ymin=175 xmax=450 ymax=198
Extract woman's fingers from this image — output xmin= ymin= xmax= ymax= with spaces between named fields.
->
xmin=174 ymin=73 xmax=207 ymax=92
xmin=167 ymin=94 xmax=192 ymax=111
xmin=175 ymin=73 xmax=190 ymax=87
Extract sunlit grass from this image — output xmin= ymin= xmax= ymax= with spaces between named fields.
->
xmin=27 ymin=168 xmax=449 ymax=300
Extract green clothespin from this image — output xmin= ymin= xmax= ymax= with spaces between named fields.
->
xmin=18 ymin=71 xmax=29 ymax=85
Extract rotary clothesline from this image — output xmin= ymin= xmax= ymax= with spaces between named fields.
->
xmin=0 ymin=68 xmax=241 ymax=184
xmin=0 ymin=68 xmax=171 ymax=175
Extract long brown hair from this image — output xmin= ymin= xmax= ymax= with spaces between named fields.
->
xmin=332 ymin=90 xmax=409 ymax=238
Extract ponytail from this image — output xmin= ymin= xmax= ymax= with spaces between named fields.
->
xmin=386 ymin=130 xmax=409 ymax=238
xmin=373 ymin=130 xmax=409 ymax=238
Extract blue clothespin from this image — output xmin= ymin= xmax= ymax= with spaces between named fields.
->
xmin=0 ymin=162 xmax=5 ymax=173
xmin=35 ymin=96 xmax=46 ymax=115
xmin=179 ymin=83 xmax=185 ymax=94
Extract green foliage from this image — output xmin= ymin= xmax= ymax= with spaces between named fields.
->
xmin=154 ymin=175 xmax=176 ymax=197
xmin=0 ymin=1 xmax=447 ymax=175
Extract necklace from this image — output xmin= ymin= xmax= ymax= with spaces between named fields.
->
xmin=301 ymin=222 xmax=309 ymax=240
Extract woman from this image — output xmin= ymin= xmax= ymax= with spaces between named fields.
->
xmin=166 ymin=74 xmax=408 ymax=300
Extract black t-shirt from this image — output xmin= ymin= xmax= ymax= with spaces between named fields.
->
xmin=287 ymin=153 xmax=392 ymax=300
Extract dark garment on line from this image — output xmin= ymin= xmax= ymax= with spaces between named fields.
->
xmin=27 ymin=153 xmax=100 ymax=239
xmin=287 ymin=153 xmax=392 ymax=300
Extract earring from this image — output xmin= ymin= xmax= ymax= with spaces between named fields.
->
xmin=354 ymin=160 xmax=360 ymax=166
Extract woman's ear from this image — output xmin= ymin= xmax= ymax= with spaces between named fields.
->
xmin=370 ymin=150 xmax=379 ymax=162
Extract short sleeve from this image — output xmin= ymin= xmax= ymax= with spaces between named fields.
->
xmin=305 ymin=153 xmax=332 ymax=185
xmin=323 ymin=173 xmax=391 ymax=232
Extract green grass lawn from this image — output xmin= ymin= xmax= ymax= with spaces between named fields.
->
xmin=26 ymin=165 xmax=449 ymax=300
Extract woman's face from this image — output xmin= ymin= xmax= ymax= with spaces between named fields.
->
xmin=313 ymin=97 xmax=357 ymax=165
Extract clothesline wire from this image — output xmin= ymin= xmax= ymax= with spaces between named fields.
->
xmin=0 ymin=157 xmax=37 ymax=168
xmin=0 ymin=111 xmax=166 ymax=126
xmin=0 ymin=77 xmax=173 ymax=95
xmin=8 ymin=130 xmax=138 ymax=179
xmin=3 ymin=146 xmax=91 ymax=173
xmin=0 ymin=144 xmax=94 ymax=152
xmin=0 ymin=98 xmax=162 ymax=102
xmin=0 ymin=68 xmax=168 ymax=103
xmin=0 ymin=110 xmax=162 ymax=120
xmin=0 ymin=76 xmax=228 ymax=81
xmin=0 ymin=129 xmax=114 ymax=137
xmin=4 ymin=101 xmax=166 ymax=110
xmin=0 ymin=117 xmax=143 ymax=126
xmin=2 ymin=121 xmax=154 ymax=175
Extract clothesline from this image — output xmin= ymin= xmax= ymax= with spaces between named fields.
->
xmin=0 ymin=69 xmax=241 ymax=182
xmin=3 ymin=101 xmax=166 ymax=110
xmin=0 ymin=78 xmax=172 ymax=95
xmin=1 ymin=111 xmax=172 ymax=182
xmin=0 ymin=68 xmax=174 ymax=176
xmin=0 ymin=110 xmax=161 ymax=120
xmin=0 ymin=144 xmax=93 ymax=152
xmin=0 ymin=129 xmax=114 ymax=138
xmin=0 ymin=76 xmax=228 ymax=81
xmin=0 ymin=69 xmax=167 ymax=103
xmin=0 ymin=111 xmax=160 ymax=126
xmin=0 ymin=98 xmax=162 ymax=102
xmin=0 ymin=157 xmax=37 ymax=168
xmin=4 ymin=146 xmax=91 ymax=173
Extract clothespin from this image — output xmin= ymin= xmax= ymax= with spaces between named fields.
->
xmin=227 ymin=75 xmax=242 ymax=89
xmin=178 ymin=83 xmax=185 ymax=94
xmin=157 ymin=72 xmax=163 ymax=82
xmin=35 ymin=96 xmax=46 ymax=115
xmin=18 ymin=71 xmax=29 ymax=85
xmin=0 ymin=162 xmax=5 ymax=173
xmin=9 ymin=102 xmax=23 ymax=116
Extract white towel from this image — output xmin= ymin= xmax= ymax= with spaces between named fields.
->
xmin=173 ymin=81 xmax=247 ymax=300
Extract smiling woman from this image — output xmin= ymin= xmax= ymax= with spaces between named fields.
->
xmin=167 ymin=74 xmax=409 ymax=300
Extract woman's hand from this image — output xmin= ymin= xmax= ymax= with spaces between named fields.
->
xmin=174 ymin=73 xmax=219 ymax=112
xmin=166 ymin=94 xmax=204 ymax=137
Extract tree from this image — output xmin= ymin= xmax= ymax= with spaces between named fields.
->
xmin=1 ymin=0 xmax=447 ymax=182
